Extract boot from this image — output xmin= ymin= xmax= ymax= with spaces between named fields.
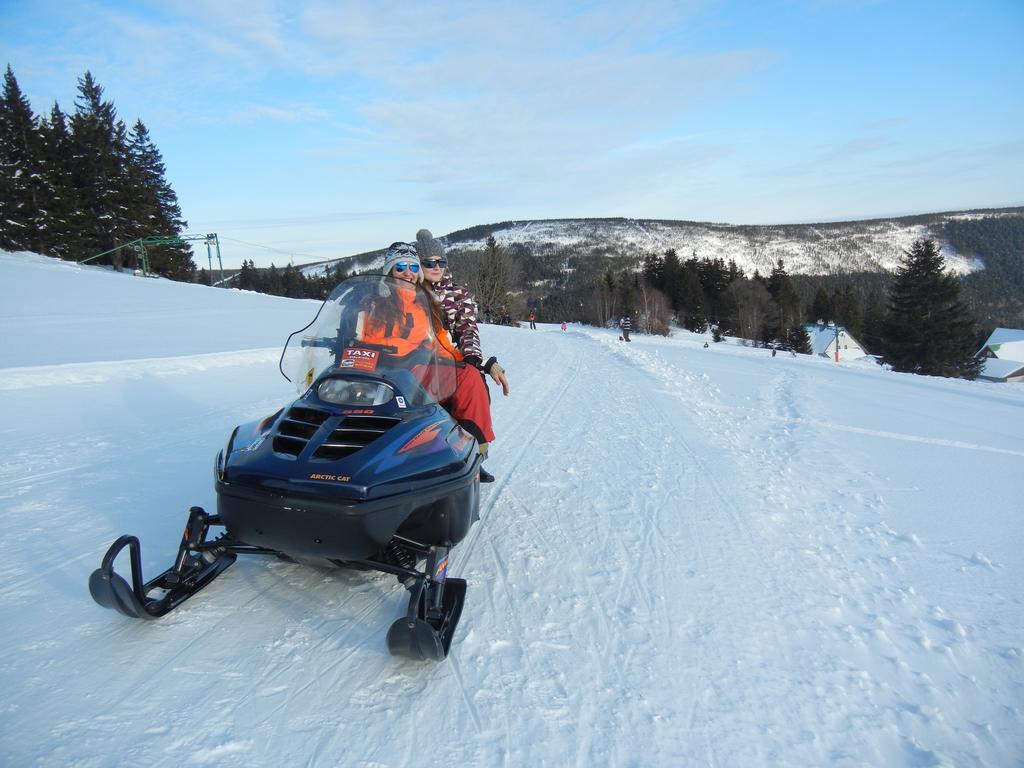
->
xmin=478 ymin=443 xmax=495 ymax=483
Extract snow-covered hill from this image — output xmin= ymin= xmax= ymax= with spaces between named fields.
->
xmin=443 ymin=211 xmax=1013 ymax=276
xmin=300 ymin=208 xmax=1023 ymax=280
xmin=1 ymin=251 xmax=1022 ymax=766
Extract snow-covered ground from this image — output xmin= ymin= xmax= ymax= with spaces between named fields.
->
xmin=1 ymin=251 xmax=1022 ymax=767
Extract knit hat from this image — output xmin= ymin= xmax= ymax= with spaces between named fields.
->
xmin=382 ymin=241 xmax=421 ymax=282
xmin=415 ymin=229 xmax=446 ymax=264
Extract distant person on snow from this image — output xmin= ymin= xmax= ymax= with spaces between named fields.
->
xmin=528 ymin=311 xmax=537 ymax=330
xmin=561 ymin=321 xmax=567 ymax=332
xmin=416 ymin=230 xmax=510 ymax=482
xmin=619 ymin=315 xmax=632 ymax=342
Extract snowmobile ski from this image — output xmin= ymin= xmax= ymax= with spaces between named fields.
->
xmin=88 ymin=507 xmax=241 ymax=619
xmin=386 ymin=546 xmax=467 ymax=661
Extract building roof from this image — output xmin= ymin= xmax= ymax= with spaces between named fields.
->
xmin=984 ymin=327 xmax=1024 ymax=346
xmin=979 ymin=357 xmax=1024 ymax=381
xmin=803 ymin=323 xmax=865 ymax=357
xmin=980 ymin=338 xmax=1024 ymax=364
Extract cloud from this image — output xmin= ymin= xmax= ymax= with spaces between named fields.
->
xmin=204 ymin=209 xmax=410 ymax=229
xmin=156 ymin=0 xmax=291 ymax=58
xmin=7 ymin=0 xmax=774 ymax=223
xmin=233 ymin=102 xmax=330 ymax=123
xmin=278 ymin=2 xmax=769 ymax=210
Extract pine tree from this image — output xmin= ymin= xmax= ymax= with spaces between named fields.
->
xmin=831 ymin=285 xmax=863 ymax=339
xmin=642 ymin=252 xmax=664 ymax=290
xmin=661 ymin=248 xmax=683 ymax=312
xmin=264 ymin=263 xmax=283 ymax=295
xmin=331 ymin=261 xmax=348 ymax=284
xmin=884 ymin=239 xmax=981 ymax=379
xmin=726 ymin=259 xmax=743 ymax=283
xmin=37 ymin=102 xmax=78 ymax=257
xmin=810 ymin=287 xmax=832 ymax=323
xmin=616 ymin=271 xmax=636 ymax=317
xmin=281 ymin=263 xmax=308 ymax=298
xmin=862 ymin=290 xmax=886 ymax=354
xmin=68 ymin=71 xmax=132 ymax=263
xmin=0 ymin=65 xmax=46 ymax=252
xmin=678 ymin=262 xmax=707 ymax=331
xmin=237 ymin=259 xmax=261 ymax=290
xmin=126 ymin=120 xmax=193 ymax=279
xmin=767 ymin=259 xmax=801 ymax=339
xmin=785 ymin=325 xmax=813 ymax=354
xmin=699 ymin=257 xmax=738 ymax=325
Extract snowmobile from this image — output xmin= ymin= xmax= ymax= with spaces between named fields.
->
xmin=89 ymin=275 xmax=483 ymax=661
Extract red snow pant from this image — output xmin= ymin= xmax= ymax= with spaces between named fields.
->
xmin=444 ymin=364 xmax=495 ymax=444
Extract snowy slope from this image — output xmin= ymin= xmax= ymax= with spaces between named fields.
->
xmin=299 ymin=209 xmax=1023 ymax=282
xmin=436 ymin=210 xmax=1022 ymax=276
xmin=1 ymin=252 xmax=1022 ymax=767
xmin=1 ymin=252 xmax=320 ymax=367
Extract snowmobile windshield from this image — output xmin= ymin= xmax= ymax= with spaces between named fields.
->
xmin=280 ymin=274 xmax=458 ymax=407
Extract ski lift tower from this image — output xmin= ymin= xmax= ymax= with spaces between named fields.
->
xmin=81 ymin=233 xmax=223 ymax=282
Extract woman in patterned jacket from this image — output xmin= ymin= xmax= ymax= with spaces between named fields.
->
xmin=416 ymin=230 xmax=510 ymax=396
xmin=416 ymin=230 xmax=509 ymax=482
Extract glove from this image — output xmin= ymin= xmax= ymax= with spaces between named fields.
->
xmin=483 ymin=356 xmax=510 ymax=396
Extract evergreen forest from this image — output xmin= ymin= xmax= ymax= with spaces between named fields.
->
xmin=0 ymin=66 xmax=195 ymax=279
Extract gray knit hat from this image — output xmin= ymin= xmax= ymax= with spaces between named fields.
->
xmin=382 ymin=241 xmax=421 ymax=282
xmin=415 ymin=229 xmax=446 ymax=264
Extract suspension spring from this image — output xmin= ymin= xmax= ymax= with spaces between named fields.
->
xmin=385 ymin=541 xmax=416 ymax=570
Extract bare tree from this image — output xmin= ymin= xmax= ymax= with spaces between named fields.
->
xmin=452 ymin=236 xmax=522 ymax=318
xmin=586 ymin=269 xmax=618 ymax=326
xmin=729 ymin=278 xmax=776 ymax=344
xmin=636 ymin=282 xmax=671 ymax=335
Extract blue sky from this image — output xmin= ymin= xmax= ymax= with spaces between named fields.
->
xmin=2 ymin=0 xmax=1022 ymax=267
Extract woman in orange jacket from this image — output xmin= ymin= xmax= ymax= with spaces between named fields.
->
xmin=371 ymin=243 xmax=495 ymax=450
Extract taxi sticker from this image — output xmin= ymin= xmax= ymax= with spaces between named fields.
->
xmin=341 ymin=348 xmax=380 ymax=371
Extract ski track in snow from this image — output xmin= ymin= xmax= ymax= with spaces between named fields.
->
xmin=579 ymin=332 xmax=1022 ymax=767
xmin=1 ymin=297 xmax=1022 ymax=766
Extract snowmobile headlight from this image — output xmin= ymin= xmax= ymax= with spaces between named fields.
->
xmin=317 ymin=378 xmax=394 ymax=406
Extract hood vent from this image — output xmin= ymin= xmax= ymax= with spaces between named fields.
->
xmin=273 ymin=406 xmax=330 ymax=456
xmin=313 ymin=415 xmax=402 ymax=461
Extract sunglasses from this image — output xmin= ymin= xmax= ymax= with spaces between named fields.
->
xmin=421 ymin=258 xmax=448 ymax=269
xmin=393 ymin=262 xmax=420 ymax=273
